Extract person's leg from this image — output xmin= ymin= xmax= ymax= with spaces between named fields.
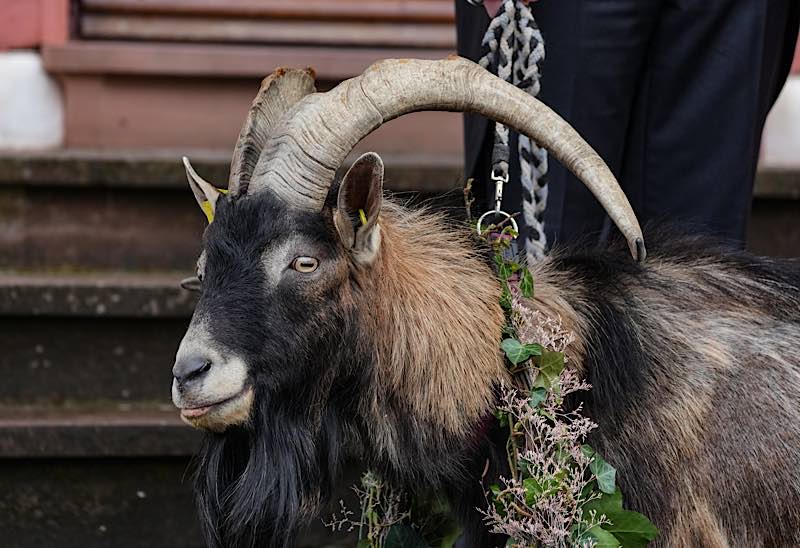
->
xmin=456 ymin=0 xmax=492 ymax=206
xmin=537 ymin=0 xmax=662 ymax=248
xmin=620 ymin=0 xmax=800 ymax=246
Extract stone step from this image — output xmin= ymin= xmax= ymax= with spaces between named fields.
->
xmin=0 ymin=271 xmax=192 ymax=404
xmin=0 ymin=270 xmax=195 ymax=317
xmin=0 ymin=454 xmax=205 ymax=548
xmin=0 ymin=150 xmax=796 ymax=273
xmin=0 ymin=149 xmax=463 ymax=270
xmin=0 ymin=403 xmax=202 ymax=547
xmin=747 ymin=168 xmax=800 ymax=258
xmin=0 ymin=404 xmax=198 ymax=457
xmin=0 ymin=148 xmax=463 ymax=192
xmin=0 ymin=404 xmax=353 ymax=547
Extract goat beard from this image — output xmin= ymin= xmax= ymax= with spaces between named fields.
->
xmin=193 ymin=392 xmax=343 ymax=548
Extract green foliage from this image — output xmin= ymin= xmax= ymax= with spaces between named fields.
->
xmin=532 ymin=351 xmax=565 ymax=390
xmin=582 ymin=525 xmax=624 ymax=548
xmin=519 ymin=268 xmax=535 ymax=298
xmin=582 ymin=487 xmax=659 ymax=547
xmin=528 ymin=387 xmax=548 ymax=408
xmin=486 ymin=248 xmax=659 ymax=548
xmin=491 ymin=240 xmax=536 ymax=310
xmin=581 ymin=446 xmax=617 ymax=494
xmin=501 ymin=338 xmax=543 ymax=364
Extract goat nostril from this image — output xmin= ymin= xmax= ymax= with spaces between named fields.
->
xmin=173 ymin=357 xmax=213 ymax=383
xmin=187 ymin=360 xmax=212 ymax=381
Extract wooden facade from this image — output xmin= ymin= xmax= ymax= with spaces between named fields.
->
xmin=31 ymin=0 xmax=462 ymax=155
xmin=2 ymin=1 xmax=798 ymax=156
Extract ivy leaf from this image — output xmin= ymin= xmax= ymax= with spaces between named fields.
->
xmin=604 ymin=511 xmax=659 ymax=547
xmin=523 ymin=477 xmax=543 ymax=505
xmin=501 ymin=338 xmax=542 ymax=364
xmin=582 ymin=486 xmax=658 ymax=545
xmin=592 ymin=458 xmax=617 ymax=495
xmin=583 ymin=486 xmax=624 ymax=516
xmin=519 ymin=267 xmax=534 ymax=298
xmin=499 ymin=262 xmax=514 ymax=281
xmin=528 ymin=387 xmax=548 ymax=408
xmin=533 ymin=351 xmax=565 ymax=389
xmin=581 ymin=525 xmax=622 ymax=548
xmin=493 ymin=254 xmax=504 ymax=269
xmin=581 ymin=445 xmax=617 ymax=494
xmin=524 ymin=343 xmax=543 ymax=356
xmin=499 ymin=281 xmax=512 ymax=311
xmin=501 ymin=324 xmax=517 ymax=338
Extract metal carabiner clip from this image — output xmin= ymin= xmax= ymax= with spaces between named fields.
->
xmin=491 ymin=171 xmax=508 ymax=212
xmin=476 ymin=209 xmax=519 ymax=238
xmin=476 ymin=171 xmax=518 ymax=237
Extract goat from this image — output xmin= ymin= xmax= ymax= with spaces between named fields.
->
xmin=172 ymin=57 xmax=800 ymax=547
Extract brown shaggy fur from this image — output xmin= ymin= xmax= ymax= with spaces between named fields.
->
xmin=351 ymin=204 xmax=508 ymax=464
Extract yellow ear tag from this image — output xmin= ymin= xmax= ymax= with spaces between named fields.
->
xmin=200 ymin=188 xmax=228 ymax=223
xmin=201 ymin=200 xmax=215 ymax=223
xmin=358 ymin=209 xmax=368 ymax=227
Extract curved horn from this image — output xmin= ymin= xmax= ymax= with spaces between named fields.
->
xmin=251 ymin=56 xmax=645 ymax=261
xmin=228 ymin=67 xmax=316 ymax=196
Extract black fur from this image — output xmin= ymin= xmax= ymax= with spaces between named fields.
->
xmin=553 ymin=229 xmax=800 ymax=540
xmin=193 ymin=193 xmax=366 ymax=548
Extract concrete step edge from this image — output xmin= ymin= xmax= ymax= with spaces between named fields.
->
xmin=0 ymin=148 xmax=463 ymax=192
xmin=0 ymin=149 xmax=796 ymax=198
xmin=0 ymin=404 xmax=200 ymax=458
xmin=42 ymin=40 xmax=454 ymax=80
xmin=0 ymin=270 xmax=196 ymax=317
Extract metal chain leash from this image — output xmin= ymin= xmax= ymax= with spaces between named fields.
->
xmin=473 ymin=0 xmax=549 ymax=263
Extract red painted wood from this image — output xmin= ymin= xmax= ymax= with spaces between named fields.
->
xmin=56 ymin=73 xmax=462 ymax=154
xmin=0 ymin=0 xmax=41 ymax=50
xmin=0 ymin=0 xmax=69 ymax=49
xmin=80 ymin=0 xmax=454 ymax=23
xmin=40 ymin=0 xmax=70 ymax=45
xmin=43 ymin=40 xmax=453 ymax=79
xmin=80 ymin=15 xmax=455 ymax=48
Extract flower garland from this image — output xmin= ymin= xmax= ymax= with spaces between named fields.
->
xmin=484 ymin=227 xmax=658 ymax=547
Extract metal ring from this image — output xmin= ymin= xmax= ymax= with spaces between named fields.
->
xmin=476 ymin=210 xmax=519 ymax=238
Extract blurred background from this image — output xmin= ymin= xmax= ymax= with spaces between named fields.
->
xmin=0 ymin=1 xmax=797 ymax=547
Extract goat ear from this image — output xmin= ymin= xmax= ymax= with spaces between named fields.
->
xmin=334 ymin=152 xmax=384 ymax=265
xmin=183 ymin=157 xmax=227 ymax=223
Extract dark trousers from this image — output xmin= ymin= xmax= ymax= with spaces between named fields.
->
xmin=457 ymin=0 xmax=800 ymax=249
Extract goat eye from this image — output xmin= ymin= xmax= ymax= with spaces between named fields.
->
xmin=291 ymin=256 xmax=319 ymax=273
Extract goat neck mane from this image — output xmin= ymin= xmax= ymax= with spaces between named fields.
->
xmin=355 ymin=203 xmax=508 ymax=439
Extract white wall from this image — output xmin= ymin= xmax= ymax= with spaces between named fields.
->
xmin=0 ymin=50 xmax=64 ymax=149
xmin=761 ymin=75 xmax=800 ymax=169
